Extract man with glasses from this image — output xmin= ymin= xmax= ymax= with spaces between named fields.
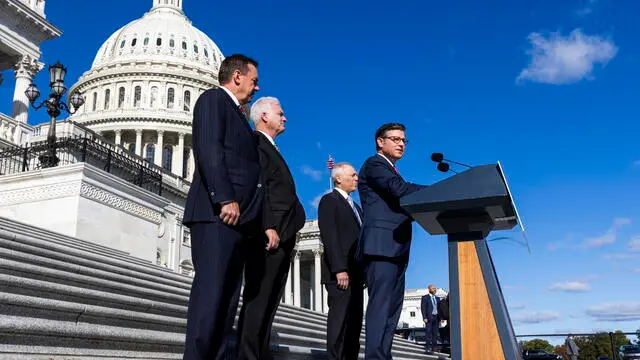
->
xmin=356 ymin=123 xmax=427 ymax=360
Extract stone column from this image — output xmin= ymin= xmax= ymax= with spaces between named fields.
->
xmin=154 ymin=130 xmax=164 ymax=166
xmin=313 ymin=248 xmax=322 ymax=312
xmin=323 ymin=286 xmax=329 ymax=313
xmin=285 ymin=262 xmax=293 ymax=305
xmin=114 ymin=130 xmax=122 ymax=147
xmin=293 ymin=250 xmax=301 ymax=307
xmin=12 ymin=55 xmax=42 ymax=123
xmin=187 ymin=147 xmax=195 ymax=181
xmin=175 ymin=132 xmax=185 ymax=177
xmin=135 ymin=129 xmax=143 ymax=157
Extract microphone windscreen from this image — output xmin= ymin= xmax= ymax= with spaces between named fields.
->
xmin=437 ymin=162 xmax=449 ymax=173
xmin=431 ymin=152 xmax=444 ymax=163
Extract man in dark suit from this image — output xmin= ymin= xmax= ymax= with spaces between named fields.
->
xmin=420 ymin=284 xmax=440 ymax=352
xmin=318 ymin=162 xmax=364 ymax=360
xmin=181 ymin=54 xmax=261 ymax=360
xmin=235 ymin=96 xmax=306 ymax=360
xmin=357 ymin=123 xmax=427 ymax=360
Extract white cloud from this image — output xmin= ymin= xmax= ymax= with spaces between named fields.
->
xmin=512 ymin=311 xmax=561 ymax=324
xmin=585 ymin=302 xmax=640 ymax=322
xmin=508 ymin=304 xmax=526 ymax=311
xmin=603 ymin=253 xmax=638 ymax=260
xmin=628 ymin=235 xmax=640 ymax=252
xmin=575 ymin=0 xmax=597 ymax=17
xmin=310 ymin=189 xmax=331 ymax=209
xmin=581 ymin=218 xmax=631 ymax=248
xmin=300 ymin=165 xmax=324 ymax=182
xmin=549 ymin=281 xmax=591 ymax=292
xmin=517 ymin=28 xmax=617 ymax=85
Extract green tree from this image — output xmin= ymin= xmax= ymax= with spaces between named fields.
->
xmin=574 ymin=331 xmax=630 ymax=360
xmin=520 ymin=339 xmax=554 ymax=353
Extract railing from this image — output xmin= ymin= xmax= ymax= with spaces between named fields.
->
xmin=0 ymin=113 xmax=33 ymax=147
xmin=0 ymin=136 xmax=163 ymax=195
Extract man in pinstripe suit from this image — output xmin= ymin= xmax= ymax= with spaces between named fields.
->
xmin=182 ymin=54 xmax=262 ymax=360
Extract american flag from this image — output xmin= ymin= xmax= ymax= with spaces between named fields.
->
xmin=327 ymin=156 xmax=334 ymax=170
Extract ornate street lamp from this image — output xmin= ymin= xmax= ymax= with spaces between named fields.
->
xmin=25 ymin=61 xmax=85 ymax=168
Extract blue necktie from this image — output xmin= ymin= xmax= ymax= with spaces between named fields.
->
xmin=431 ymin=295 xmax=437 ymax=315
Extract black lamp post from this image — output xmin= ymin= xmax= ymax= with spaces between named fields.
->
xmin=25 ymin=61 xmax=85 ymax=168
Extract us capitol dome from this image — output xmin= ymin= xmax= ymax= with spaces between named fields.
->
xmin=68 ymin=0 xmax=224 ymax=180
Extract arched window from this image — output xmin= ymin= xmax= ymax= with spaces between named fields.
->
xmin=118 ymin=87 xmax=125 ymax=108
xmin=92 ymin=92 xmax=97 ymax=111
xmin=183 ymin=90 xmax=191 ymax=112
xmin=120 ymin=40 xmax=125 ymax=48
xmin=156 ymin=37 xmax=162 ymax=46
xmin=150 ymin=86 xmax=158 ymax=107
xmin=162 ymin=146 xmax=173 ymax=171
xmin=167 ymin=88 xmax=175 ymax=108
xmin=104 ymin=89 xmax=110 ymax=110
xmin=182 ymin=41 xmax=187 ymax=50
xmin=134 ymin=86 xmax=141 ymax=107
xmin=156 ymin=248 xmax=162 ymax=266
xmin=131 ymin=38 xmax=137 ymax=47
xmin=128 ymin=143 xmax=135 ymax=153
xmin=145 ymin=144 xmax=155 ymax=163
xmin=169 ymin=39 xmax=175 ymax=48
xmin=193 ymin=44 xmax=198 ymax=54
xmin=204 ymin=48 xmax=209 ymax=58
xmin=143 ymin=37 xmax=149 ymax=46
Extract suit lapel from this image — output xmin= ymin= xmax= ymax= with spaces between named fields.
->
xmin=258 ymin=132 xmax=294 ymax=181
xmin=333 ymin=189 xmax=361 ymax=228
xmin=218 ymin=88 xmax=254 ymax=135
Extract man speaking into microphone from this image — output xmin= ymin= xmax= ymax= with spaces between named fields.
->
xmin=357 ymin=123 xmax=428 ymax=360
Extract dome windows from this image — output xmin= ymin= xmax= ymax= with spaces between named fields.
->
xmin=170 ymin=39 xmax=175 ymax=48
xmin=157 ymin=37 xmax=162 ymax=46
xmin=183 ymin=90 xmax=191 ymax=112
xmin=104 ymin=89 xmax=111 ymax=110
xmin=182 ymin=41 xmax=187 ymax=50
xmin=118 ymin=87 xmax=125 ymax=108
xmin=144 ymin=37 xmax=149 ymax=46
xmin=167 ymin=88 xmax=175 ymax=109
xmin=194 ymin=44 xmax=199 ymax=54
xmin=150 ymin=86 xmax=159 ymax=108
xmin=204 ymin=48 xmax=209 ymax=58
xmin=134 ymin=86 xmax=141 ymax=107
xmin=120 ymin=40 xmax=126 ymax=48
xmin=131 ymin=38 xmax=137 ymax=47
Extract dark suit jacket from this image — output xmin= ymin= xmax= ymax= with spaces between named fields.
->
xmin=421 ymin=294 xmax=439 ymax=321
xmin=183 ymin=87 xmax=263 ymax=227
xmin=356 ymin=154 xmax=426 ymax=260
xmin=318 ymin=189 xmax=362 ymax=284
xmin=256 ymin=131 xmax=306 ymax=243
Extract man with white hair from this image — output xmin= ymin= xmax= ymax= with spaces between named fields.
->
xmin=318 ymin=162 xmax=364 ymax=360
xmin=235 ymin=96 xmax=306 ymax=360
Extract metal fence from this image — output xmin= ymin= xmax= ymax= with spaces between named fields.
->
xmin=0 ymin=136 xmax=163 ymax=195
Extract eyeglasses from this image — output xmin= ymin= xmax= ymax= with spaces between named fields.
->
xmin=383 ymin=136 xmax=409 ymax=145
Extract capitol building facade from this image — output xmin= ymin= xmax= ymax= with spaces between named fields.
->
xmin=0 ymin=0 xmax=436 ymax=321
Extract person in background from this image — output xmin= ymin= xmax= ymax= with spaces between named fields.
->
xmin=421 ymin=284 xmax=440 ymax=352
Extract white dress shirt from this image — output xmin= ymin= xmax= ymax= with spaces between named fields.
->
xmin=220 ymin=86 xmax=240 ymax=107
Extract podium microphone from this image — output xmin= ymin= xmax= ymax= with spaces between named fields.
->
xmin=430 ymin=152 xmax=473 ymax=169
xmin=437 ymin=162 xmax=458 ymax=174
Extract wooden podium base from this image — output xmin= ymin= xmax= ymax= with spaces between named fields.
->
xmin=448 ymin=234 xmax=521 ymax=360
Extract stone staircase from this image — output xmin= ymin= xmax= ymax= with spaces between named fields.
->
xmin=0 ymin=217 xmax=448 ymax=360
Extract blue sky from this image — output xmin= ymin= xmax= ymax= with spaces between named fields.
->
xmin=1 ymin=0 xmax=639 ymax=342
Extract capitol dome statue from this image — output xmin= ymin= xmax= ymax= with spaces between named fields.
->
xmin=68 ymin=0 xmax=224 ymax=180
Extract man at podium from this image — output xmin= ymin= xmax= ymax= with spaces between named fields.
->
xmin=357 ymin=123 xmax=428 ymax=360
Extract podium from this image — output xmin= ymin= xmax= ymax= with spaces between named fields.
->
xmin=400 ymin=163 xmax=523 ymax=360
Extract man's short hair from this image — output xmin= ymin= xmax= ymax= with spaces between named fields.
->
xmin=218 ymin=54 xmax=258 ymax=85
xmin=375 ymin=123 xmax=406 ymax=150
xmin=331 ymin=162 xmax=353 ymax=184
xmin=249 ymin=96 xmax=280 ymax=127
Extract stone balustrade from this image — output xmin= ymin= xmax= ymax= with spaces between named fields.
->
xmin=0 ymin=113 xmax=33 ymax=148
